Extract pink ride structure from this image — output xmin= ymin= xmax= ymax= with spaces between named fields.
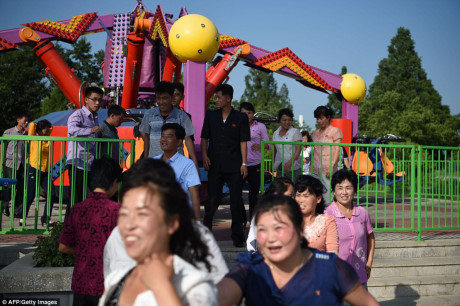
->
xmin=0 ymin=1 xmax=361 ymax=158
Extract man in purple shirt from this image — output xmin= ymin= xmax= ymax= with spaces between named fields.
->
xmin=65 ymin=86 xmax=103 ymax=207
xmin=59 ymin=157 xmax=122 ymax=306
xmin=239 ymin=102 xmax=270 ymax=220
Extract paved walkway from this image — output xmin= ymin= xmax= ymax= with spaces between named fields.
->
xmin=1 ymin=191 xmax=459 ymax=244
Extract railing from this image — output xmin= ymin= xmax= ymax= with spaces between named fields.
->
xmin=261 ymin=141 xmax=460 ymax=241
xmin=418 ymin=146 xmax=460 ymax=233
xmin=0 ymin=135 xmax=135 ymax=234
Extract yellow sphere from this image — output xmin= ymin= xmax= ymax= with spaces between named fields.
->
xmin=340 ymin=73 xmax=367 ymax=105
xmin=169 ymin=14 xmax=220 ymax=63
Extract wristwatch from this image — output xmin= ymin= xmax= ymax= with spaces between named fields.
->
xmin=242 ymin=163 xmax=247 ymax=166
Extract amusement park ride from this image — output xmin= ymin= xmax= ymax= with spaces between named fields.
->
xmin=0 ymin=1 xmax=368 ymax=177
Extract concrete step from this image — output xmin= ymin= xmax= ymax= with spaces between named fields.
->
xmin=372 ymin=256 xmax=460 ymax=278
xmin=217 ymin=241 xmax=245 ymax=268
xmin=369 ymin=274 xmax=460 ymax=299
xmin=373 ymin=239 xmax=460 ymax=259
xmin=0 ymin=242 xmax=35 ymax=267
xmin=377 ymin=294 xmax=460 ymax=306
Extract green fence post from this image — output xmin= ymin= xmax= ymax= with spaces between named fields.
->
xmin=261 ymin=141 xmax=266 ymax=194
xmin=416 ymin=146 xmax=422 ymax=241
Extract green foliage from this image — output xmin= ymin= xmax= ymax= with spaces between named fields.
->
xmin=207 ymin=94 xmax=217 ymax=110
xmin=0 ymin=47 xmax=48 ymax=132
xmin=41 ymin=87 xmax=71 ymax=116
xmin=326 ymin=66 xmax=347 ymax=118
xmin=33 ymin=222 xmax=75 ymax=267
xmin=234 ymin=68 xmax=295 ymax=137
xmin=63 ymin=37 xmax=104 ymax=85
xmin=359 ymin=27 xmax=460 ymax=146
xmin=237 ymin=69 xmax=293 ymax=115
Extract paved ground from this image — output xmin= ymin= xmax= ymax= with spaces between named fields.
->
xmin=1 ymin=191 xmax=459 ymax=244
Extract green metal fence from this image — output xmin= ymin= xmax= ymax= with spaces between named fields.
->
xmin=0 ymin=135 xmax=135 ymax=234
xmin=261 ymin=141 xmax=460 ymax=240
xmin=418 ymin=146 xmax=460 ymax=233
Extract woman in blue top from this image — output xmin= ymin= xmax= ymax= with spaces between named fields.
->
xmin=218 ymin=194 xmax=378 ymax=306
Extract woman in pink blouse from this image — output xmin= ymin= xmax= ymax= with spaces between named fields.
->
xmin=312 ymin=106 xmax=342 ymax=205
xmin=295 ymin=175 xmax=339 ymax=254
xmin=325 ymin=169 xmax=375 ymax=288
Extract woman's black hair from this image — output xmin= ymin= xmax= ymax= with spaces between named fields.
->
xmin=264 ymin=177 xmax=294 ymax=197
xmin=331 ymin=168 xmax=358 ymax=193
xmin=254 ymin=194 xmax=308 ymax=248
xmin=294 ymin=175 xmax=326 ymax=214
xmin=277 ymin=108 xmax=294 ymax=122
xmin=120 ymin=158 xmax=211 ymax=271
xmin=313 ymin=105 xmax=334 ymax=119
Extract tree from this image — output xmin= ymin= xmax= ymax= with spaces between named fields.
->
xmin=359 ymin=27 xmax=459 ymax=146
xmin=0 ymin=48 xmax=48 ymax=132
xmin=235 ymin=69 xmax=295 ymax=136
xmin=326 ymin=66 xmax=347 ymax=118
xmin=65 ymin=37 xmax=104 ymax=85
xmin=40 ymin=87 xmax=69 ymax=116
xmin=237 ymin=69 xmax=293 ymax=116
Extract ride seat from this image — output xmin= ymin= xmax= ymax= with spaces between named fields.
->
xmin=379 ymin=148 xmax=405 ymax=178
xmin=352 ymin=151 xmax=376 ymax=177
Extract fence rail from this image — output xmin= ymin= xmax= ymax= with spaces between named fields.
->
xmin=0 ymin=135 xmax=135 ymax=234
xmin=1 ymin=135 xmax=459 ymax=240
xmin=261 ymin=141 xmax=460 ymax=241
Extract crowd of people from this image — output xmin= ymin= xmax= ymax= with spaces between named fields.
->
xmin=1 ymin=81 xmax=379 ymax=305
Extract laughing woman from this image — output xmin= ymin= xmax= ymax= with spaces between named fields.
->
xmin=295 ymin=175 xmax=339 ymax=254
xmin=99 ymin=159 xmax=217 ymax=305
xmin=218 ymin=194 xmax=378 ymax=306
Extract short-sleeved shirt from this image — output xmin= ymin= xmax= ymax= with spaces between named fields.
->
xmin=139 ymin=107 xmax=195 ymax=158
xmin=154 ymin=152 xmax=200 ymax=208
xmin=65 ymin=106 xmax=99 ymax=170
xmin=325 ymin=202 xmax=374 ymax=283
xmin=3 ymin=126 xmax=27 ymax=169
xmin=247 ymin=120 xmax=270 ymax=167
xmin=312 ymin=125 xmax=342 ymax=175
xmin=272 ymin=126 xmax=302 ymax=171
xmin=226 ymin=249 xmax=359 ymax=305
xmin=304 ymin=214 xmax=339 ymax=254
xmin=201 ymin=108 xmax=250 ymax=173
xmin=59 ymin=192 xmax=120 ymax=296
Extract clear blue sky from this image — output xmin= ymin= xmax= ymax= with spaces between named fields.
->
xmin=1 ymin=0 xmax=459 ymax=129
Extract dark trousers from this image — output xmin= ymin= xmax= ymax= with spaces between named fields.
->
xmin=73 ymin=292 xmax=99 ymax=306
xmin=25 ymin=166 xmax=55 ymax=223
xmin=204 ymin=170 xmax=246 ymax=243
xmin=247 ymin=164 xmax=261 ymax=220
xmin=4 ymin=165 xmax=25 ymax=217
xmin=66 ymin=165 xmax=88 ymax=218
